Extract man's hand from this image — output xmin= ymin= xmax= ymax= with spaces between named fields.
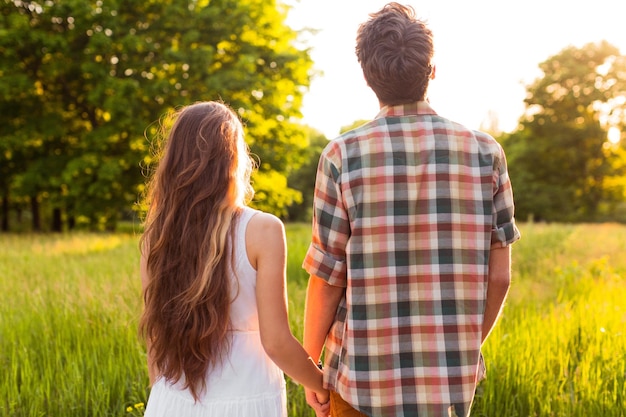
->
xmin=305 ymin=387 xmax=330 ymax=417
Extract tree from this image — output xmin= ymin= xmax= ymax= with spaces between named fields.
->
xmin=0 ymin=0 xmax=313 ymax=231
xmin=286 ymin=127 xmax=328 ymax=221
xmin=503 ymin=41 xmax=626 ymax=222
xmin=340 ymin=119 xmax=371 ymax=134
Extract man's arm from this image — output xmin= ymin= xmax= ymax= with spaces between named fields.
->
xmin=303 ymin=274 xmax=344 ymax=415
xmin=303 ymin=274 xmax=344 ymax=362
xmin=482 ymin=245 xmax=511 ymax=344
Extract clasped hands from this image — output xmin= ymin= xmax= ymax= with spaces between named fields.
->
xmin=306 ymin=387 xmax=331 ymax=417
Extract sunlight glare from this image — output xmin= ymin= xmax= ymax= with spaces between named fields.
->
xmin=607 ymin=127 xmax=621 ymax=144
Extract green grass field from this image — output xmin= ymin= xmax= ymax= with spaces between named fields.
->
xmin=1 ymin=223 xmax=625 ymax=416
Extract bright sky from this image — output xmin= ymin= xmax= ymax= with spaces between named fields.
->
xmin=286 ymin=0 xmax=626 ymax=139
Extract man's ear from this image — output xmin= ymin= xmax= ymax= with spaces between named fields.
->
xmin=430 ymin=64 xmax=436 ymax=80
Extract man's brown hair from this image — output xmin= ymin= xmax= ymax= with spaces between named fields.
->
xmin=356 ymin=2 xmax=434 ymax=105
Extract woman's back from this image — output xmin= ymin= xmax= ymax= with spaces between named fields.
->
xmin=144 ymin=207 xmax=287 ymax=416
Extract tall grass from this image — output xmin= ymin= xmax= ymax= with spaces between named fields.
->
xmin=1 ymin=223 xmax=625 ymax=416
xmin=0 ymin=234 xmax=147 ymax=417
xmin=284 ymin=223 xmax=318 ymax=416
xmin=472 ymin=223 xmax=626 ymax=416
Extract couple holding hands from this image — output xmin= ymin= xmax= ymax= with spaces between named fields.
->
xmin=139 ymin=3 xmax=520 ymax=417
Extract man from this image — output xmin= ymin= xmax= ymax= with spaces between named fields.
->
xmin=302 ymin=3 xmax=521 ymax=417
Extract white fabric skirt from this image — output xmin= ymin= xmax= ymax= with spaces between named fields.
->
xmin=144 ymin=331 xmax=287 ymax=417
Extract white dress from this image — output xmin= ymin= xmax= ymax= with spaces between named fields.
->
xmin=144 ymin=207 xmax=287 ymax=417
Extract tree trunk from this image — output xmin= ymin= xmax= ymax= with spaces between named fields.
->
xmin=52 ymin=207 xmax=63 ymax=232
xmin=1 ymin=187 xmax=8 ymax=232
xmin=31 ymin=195 xmax=41 ymax=232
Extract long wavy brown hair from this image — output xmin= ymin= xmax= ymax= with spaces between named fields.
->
xmin=139 ymin=101 xmax=254 ymax=400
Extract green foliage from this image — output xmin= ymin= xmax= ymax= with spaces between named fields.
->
xmin=340 ymin=119 xmax=371 ymax=134
xmin=250 ymin=170 xmax=302 ymax=219
xmin=286 ymin=126 xmax=329 ymax=221
xmin=0 ymin=0 xmax=313 ymax=230
xmin=503 ymin=41 xmax=626 ymax=222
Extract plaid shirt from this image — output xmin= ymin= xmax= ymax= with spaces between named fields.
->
xmin=303 ymin=102 xmax=520 ymax=417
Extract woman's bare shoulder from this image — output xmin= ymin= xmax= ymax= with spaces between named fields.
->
xmin=245 ymin=210 xmax=285 ymax=267
xmin=247 ymin=210 xmax=283 ymax=235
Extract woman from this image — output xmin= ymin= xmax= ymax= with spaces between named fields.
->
xmin=139 ymin=101 xmax=330 ymax=416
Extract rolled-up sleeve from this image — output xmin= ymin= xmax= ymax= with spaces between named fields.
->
xmin=491 ymin=145 xmax=521 ymax=247
xmin=303 ymin=144 xmax=350 ymax=288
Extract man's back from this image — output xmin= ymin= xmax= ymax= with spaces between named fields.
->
xmin=304 ymin=101 xmax=520 ymax=416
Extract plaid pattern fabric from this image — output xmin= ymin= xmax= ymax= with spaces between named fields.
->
xmin=303 ymin=102 xmax=520 ymax=417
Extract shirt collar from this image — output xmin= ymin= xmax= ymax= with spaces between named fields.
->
xmin=375 ymin=101 xmax=438 ymax=119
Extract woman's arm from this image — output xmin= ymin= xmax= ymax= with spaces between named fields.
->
xmin=248 ymin=212 xmax=329 ymax=404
